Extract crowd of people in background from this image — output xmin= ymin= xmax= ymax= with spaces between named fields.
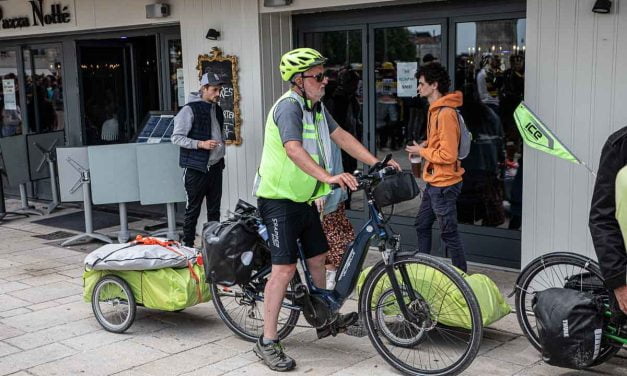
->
xmin=0 ymin=72 xmax=63 ymax=138
xmin=319 ymin=50 xmax=525 ymax=230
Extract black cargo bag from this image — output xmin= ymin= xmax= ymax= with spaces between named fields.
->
xmin=532 ymin=287 xmax=605 ymax=369
xmin=373 ymin=171 xmax=420 ymax=207
xmin=201 ymin=219 xmax=260 ymax=286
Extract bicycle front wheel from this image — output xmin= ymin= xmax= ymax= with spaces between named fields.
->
xmin=359 ymin=254 xmax=482 ymax=376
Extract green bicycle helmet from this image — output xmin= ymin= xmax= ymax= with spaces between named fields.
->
xmin=279 ymin=48 xmax=327 ymax=82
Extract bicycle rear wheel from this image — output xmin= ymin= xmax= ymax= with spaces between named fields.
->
xmin=360 ymin=254 xmax=482 ymax=376
xmin=514 ymin=252 xmax=620 ymax=364
xmin=211 ymin=271 xmax=301 ymax=342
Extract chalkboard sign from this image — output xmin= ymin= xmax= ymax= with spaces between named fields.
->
xmin=197 ymin=47 xmax=242 ymax=145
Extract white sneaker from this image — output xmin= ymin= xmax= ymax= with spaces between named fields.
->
xmin=326 ymin=270 xmax=337 ymax=290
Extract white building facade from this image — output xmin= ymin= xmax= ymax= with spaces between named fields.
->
xmin=1 ymin=0 xmax=625 ymax=269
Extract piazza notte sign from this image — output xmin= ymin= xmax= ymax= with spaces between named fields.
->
xmin=0 ymin=0 xmax=72 ymax=30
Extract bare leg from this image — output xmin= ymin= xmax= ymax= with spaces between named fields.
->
xmin=263 ymin=263 xmax=296 ymax=340
xmin=306 ymin=252 xmax=328 ymax=289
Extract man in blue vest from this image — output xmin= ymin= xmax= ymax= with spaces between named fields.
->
xmin=172 ymin=72 xmax=226 ymax=248
xmin=252 ymin=48 xmax=400 ymax=371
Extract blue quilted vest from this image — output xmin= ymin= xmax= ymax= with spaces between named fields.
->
xmin=179 ymin=101 xmax=224 ymax=172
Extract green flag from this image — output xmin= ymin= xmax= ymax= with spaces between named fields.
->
xmin=513 ymin=101 xmax=581 ymax=164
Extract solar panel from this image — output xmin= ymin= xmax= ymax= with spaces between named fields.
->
xmin=136 ymin=111 xmax=176 ymax=143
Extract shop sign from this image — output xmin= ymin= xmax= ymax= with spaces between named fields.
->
xmin=0 ymin=0 xmax=71 ymax=30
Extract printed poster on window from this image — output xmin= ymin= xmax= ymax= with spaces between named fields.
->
xmin=396 ymin=62 xmax=417 ymax=97
xmin=2 ymin=79 xmax=17 ymax=110
xmin=176 ymin=69 xmax=185 ymax=107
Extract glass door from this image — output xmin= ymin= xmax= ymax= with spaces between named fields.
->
xmin=369 ymin=22 xmax=445 ymax=218
xmin=160 ymin=33 xmax=184 ymax=111
xmin=77 ymin=36 xmax=160 ymax=145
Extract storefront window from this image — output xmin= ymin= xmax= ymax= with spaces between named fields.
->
xmin=23 ymin=46 xmax=64 ymax=134
xmin=303 ymin=29 xmax=364 ymax=210
xmin=374 ymin=24 xmax=443 ymax=216
xmin=455 ymin=18 xmax=526 ymax=230
xmin=0 ymin=49 xmax=23 ymax=137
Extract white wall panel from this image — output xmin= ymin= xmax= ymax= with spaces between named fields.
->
xmin=178 ymin=0 xmax=265 ymax=231
xmin=522 ymin=0 xmax=627 ymax=267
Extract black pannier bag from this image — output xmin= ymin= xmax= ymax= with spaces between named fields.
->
xmin=532 ymin=287 xmax=605 ymax=369
xmin=201 ymin=218 xmax=261 ymax=286
xmin=373 ymin=171 xmax=420 ymax=207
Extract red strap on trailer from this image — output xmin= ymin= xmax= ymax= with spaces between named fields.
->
xmin=133 ymin=235 xmax=203 ymax=301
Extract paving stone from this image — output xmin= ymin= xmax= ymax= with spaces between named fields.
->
xmin=61 ymin=329 xmax=128 ymax=351
xmin=28 ymin=340 xmax=167 ymax=376
xmin=20 ymin=273 xmax=72 ymax=287
xmin=6 ymin=280 xmax=79 ymax=304
xmin=0 ymin=300 xmax=92 ymax=332
xmin=26 ymin=300 xmax=58 ymax=311
xmin=129 ymin=313 xmax=234 ymax=354
xmin=181 ymin=354 xmax=257 ymax=375
xmin=0 ymin=294 xmax=30 ymax=312
xmin=0 ymin=307 xmax=32 ymax=318
xmin=461 ymin=354 xmax=527 ymax=376
xmin=134 ymin=342 xmax=243 ymax=375
xmin=0 ymin=323 xmax=24 ymax=340
xmin=5 ymin=318 xmax=98 ymax=350
xmin=0 ymin=341 xmax=20 ymax=357
xmin=483 ymin=336 xmax=542 ymax=366
xmin=329 ymin=356 xmax=400 ymax=375
xmin=1 ymin=273 xmax=32 ymax=282
xmin=0 ymin=343 xmax=75 ymax=375
xmin=0 ymin=258 xmax=23 ymax=270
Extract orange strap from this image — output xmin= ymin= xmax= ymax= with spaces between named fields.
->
xmin=133 ymin=235 xmax=203 ymax=301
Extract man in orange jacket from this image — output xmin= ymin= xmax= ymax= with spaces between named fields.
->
xmin=406 ymin=62 xmax=467 ymax=271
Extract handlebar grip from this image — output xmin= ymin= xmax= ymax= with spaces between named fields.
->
xmin=377 ymin=166 xmax=397 ymax=179
xmin=329 ymin=184 xmax=341 ymax=190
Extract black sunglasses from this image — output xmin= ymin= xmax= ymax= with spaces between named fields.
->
xmin=301 ymin=72 xmax=326 ymax=83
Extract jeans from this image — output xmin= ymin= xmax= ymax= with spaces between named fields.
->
xmin=415 ymin=182 xmax=467 ymax=272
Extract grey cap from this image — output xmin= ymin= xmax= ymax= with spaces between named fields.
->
xmin=199 ymin=72 xmax=226 ymax=87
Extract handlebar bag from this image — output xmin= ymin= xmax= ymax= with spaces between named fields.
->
xmin=532 ymin=287 xmax=605 ymax=369
xmin=373 ymin=171 xmax=420 ymax=207
xmin=201 ymin=219 xmax=260 ymax=286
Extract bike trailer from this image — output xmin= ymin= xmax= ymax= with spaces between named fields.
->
xmin=532 ymin=287 xmax=605 ymax=369
xmin=83 ymin=236 xmax=211 ymax=311
xmin=357 ymin=264 xmax=510 ymax=329
xmin=83 ymin=264 xmax=211 ymax=311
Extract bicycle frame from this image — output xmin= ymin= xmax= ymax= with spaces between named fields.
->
xmin=249 ymin=177 xmax=421 ymax=321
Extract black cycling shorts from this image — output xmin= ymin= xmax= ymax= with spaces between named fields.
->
xmin=258 ymin=198 xmax=329 ymax=265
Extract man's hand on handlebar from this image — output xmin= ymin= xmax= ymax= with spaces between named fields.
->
xmin=326 ymin=173 xmax=358 ymax=191
xmin=387 ymin=159 xmax=402 ymax=171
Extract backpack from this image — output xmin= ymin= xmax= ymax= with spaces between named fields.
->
xmin=435 ymin=107 xmax=472 ymax=160
xmin=532 ymin=287 xmax=605 ymax=369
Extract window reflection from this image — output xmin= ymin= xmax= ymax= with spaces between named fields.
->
xmin=23 ymin=47 xmax=64 ymax=134
xmin=0 ymin=49 xmax=23 ymax=137
xmin=168 ymin=39 xmax=183 ymax=110
xmin=373 ymin=25 xmax=442 ymax=216
xmin=455 ymin=19 xmax=525 ymax=230
xmin=303 ymin=30 xmax=364 ymax=210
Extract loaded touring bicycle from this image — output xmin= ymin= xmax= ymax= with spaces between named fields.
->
xmin=207 ymin=155 xmax=484 ymax=376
